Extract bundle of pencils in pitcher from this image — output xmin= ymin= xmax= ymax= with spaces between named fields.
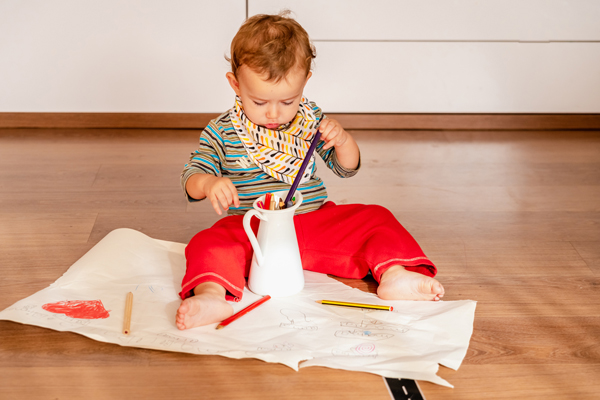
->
xmin=257 ymin=192 xmax=295 ymax=211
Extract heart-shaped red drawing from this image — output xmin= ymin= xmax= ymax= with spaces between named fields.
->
xmin=42 ymin=300 xmax=110 ymax=319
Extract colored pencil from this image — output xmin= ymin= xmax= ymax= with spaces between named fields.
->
xmin=123 ymin=292 xmax=134 ymax=334
xmin=264 ymin=193 xmax=272 ymax=210
xmin=316 ymin=300 xmax=393 ymax=311
xmin=284 ymin=130 xmax=322 ymax=208
xmin=216 ymin=295 xmax=272 ymax=330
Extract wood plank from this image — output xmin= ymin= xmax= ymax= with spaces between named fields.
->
xmin=438 ymin=276 xmax=600 ymax=316
xmin=350 ymin=130 xmax=600 ymax=164
xmin=88 ymin=211 xmax=220 ymax=245
xmin=416 ymin=238 xmax=600 ymax=277
xmin=463 ymin=241 xmax=592 ymax=276
xmin=332 ymin=114 xmax=600 ymax=130
xmin=421 ymin=364 xmax=600 ymax=399
xmin=391 ymin=211 xmax=600 ymax=242
xmin=0 ymin=190 xmax=187 ymax=213
xmin=0 ymin=164 xmax=100 ymax=191
xmin=326 ymin=185 xmax=600 ymax=213
xmin=467 ymin=316 xmax=600 ymax=364
xmin=2 ymin=112 xmax=600 ymax=130
xmin=0 ymin=213 xmax=97 ymax=244
xmin=0 ymin=128 xmax=200 ymax=165
xmin=92 ymin=164 xmax=184 ymax=190
xmin=572 ymin=241 xmax=600 ymax=274
xmin=415 ymin=240 xmax=468 ymax=275
xmin=324 ymin=162 xmax=600 ymax=187
xmin=0 ymin=358 xmax=390 ymax=400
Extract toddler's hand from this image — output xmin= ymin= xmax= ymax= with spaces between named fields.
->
xmin=319 ymin=118 xmax=350 ymax=150
xmin=202 ymin=176 xmax=240 ymax=215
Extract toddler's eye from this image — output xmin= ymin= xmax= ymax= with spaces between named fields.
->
xmin=282 ymin=101 xmax=294 ymax=106
xmin=253 ymin=101 xmax=266 ymax=106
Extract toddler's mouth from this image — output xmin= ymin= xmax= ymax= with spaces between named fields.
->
xmin=264 ymin=123 xmax=280 ymax=129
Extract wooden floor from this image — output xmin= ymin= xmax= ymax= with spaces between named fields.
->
xmin=1 ymin=128 xmax=599 ymax=399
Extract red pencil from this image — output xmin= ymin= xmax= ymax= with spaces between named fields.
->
xmin=263 ymin=193 xmax=272 ymax=210
xmin=216 ymin=295 xmax=271 ymax=330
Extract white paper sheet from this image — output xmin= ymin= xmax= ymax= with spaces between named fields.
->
xmin=0 ymin=228 xmax=476 ymax=387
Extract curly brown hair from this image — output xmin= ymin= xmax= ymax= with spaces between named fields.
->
xmin=226 ymin=11 xmax=316 ymax=82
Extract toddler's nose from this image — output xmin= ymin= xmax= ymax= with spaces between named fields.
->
xmin=266 ymin=105 xmax=278 ymax=119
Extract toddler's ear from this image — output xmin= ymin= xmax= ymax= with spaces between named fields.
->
xmin=226 ymin=72 xmax=242 ymax=96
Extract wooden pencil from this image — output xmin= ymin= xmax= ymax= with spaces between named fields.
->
xmin=317 ymin=299 xmax=393 ymax=311
xmin=269 ymin=195 xmax=275 ymax=210
xmin=216 ymin=295 xmax=271 ymax=330
xmin=123 ymin=292 xmax=133 ymax=334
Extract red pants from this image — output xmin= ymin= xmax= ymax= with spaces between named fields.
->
xmin=180 ymin=202 xmax=436 ymax=301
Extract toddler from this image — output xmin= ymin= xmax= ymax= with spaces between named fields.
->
xmin=176 ymin=13 xmax=444 ymax=330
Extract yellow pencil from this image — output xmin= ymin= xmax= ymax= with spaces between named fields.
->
xmin=316 ymin=300 xmax=393 ymax=311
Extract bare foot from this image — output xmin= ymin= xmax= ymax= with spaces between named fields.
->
xmin=377 ymin=265 xmax=445 ymax=301
xmin=175 ymin=282 xmax=233 ymax=330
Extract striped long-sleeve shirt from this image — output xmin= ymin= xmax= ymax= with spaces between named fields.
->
xmin=181 ymin=106 xmax=360 ymax=215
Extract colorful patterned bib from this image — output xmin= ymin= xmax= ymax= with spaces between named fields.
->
xmin=230 ymin=96 xmax=321 ymax=185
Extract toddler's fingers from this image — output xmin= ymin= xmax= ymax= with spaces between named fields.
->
xmin=209 ymin=196 xmax=223 ymax=216
xmin=226 ymin=181 xmax=241 ymax=208
xmin=321 ymin=128 xmax=339 ymax=150
xmin=216 ymin=189 xmax=234 ymax=212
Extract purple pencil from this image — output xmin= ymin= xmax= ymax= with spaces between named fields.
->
xmin=284 ymin=130 xmax=321 ymax=208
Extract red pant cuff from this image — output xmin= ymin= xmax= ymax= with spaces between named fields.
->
xmin=372 ymin=258 xmax=437 ymax=282
xmin=179 ymin=272 xmax=244 ymax=302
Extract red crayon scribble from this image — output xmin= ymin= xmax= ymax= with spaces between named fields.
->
xmin=42 ymin=300 xmax=110 ymax=319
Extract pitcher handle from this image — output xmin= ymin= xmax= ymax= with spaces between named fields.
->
xmin=243 ymin=209 xmax=267 ymax=265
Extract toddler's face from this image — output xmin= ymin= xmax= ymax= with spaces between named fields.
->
xmin=227 ymin=65 xmax=311 ymax=129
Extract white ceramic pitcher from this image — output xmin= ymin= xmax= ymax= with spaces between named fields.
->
xmin=243 ymin=190 xmax=304 ymax=297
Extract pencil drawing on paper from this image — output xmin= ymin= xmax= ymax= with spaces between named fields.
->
xmin=100 ymin=329 xmax=144 ymax=345
xmin=245 ymin=342 xmax=295 ymax=356
xmin=340 ymin=319 xmax=409 ymax=333
xmin=5 ymin=303 xmax=93 ymax=327
xmin=334 ymin=329 xmax=394 ymax=341
xmin=134 ymin=284 xmax=166 ymax=295
xmin=332 ymin=342 xmax=378 ymax=358
xmin=154 ymin=332 xmax=199 ymax=349
xmin=279 ymin=308 xmax=317 ymax=331
xmin=257 ymin=342 xmax=294 ymax=352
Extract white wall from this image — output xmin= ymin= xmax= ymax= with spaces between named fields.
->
xmin=251 ymin=0 xmax=600 ymax=41
xmin=1 ymin=0 xmax=599 ymax=113
xmin=251 ymin=0 xmax=600 ymax=113
xmin=0 ymin=0 xmax=245 ymax=113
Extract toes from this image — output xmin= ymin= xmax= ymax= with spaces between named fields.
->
xmin=175 ymin=314 xmax=186 ymax=330
xmin=176 ymin=301 xmax=192 ymax=329
xmin=178 ymin=301 xmax=190 ymax=314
